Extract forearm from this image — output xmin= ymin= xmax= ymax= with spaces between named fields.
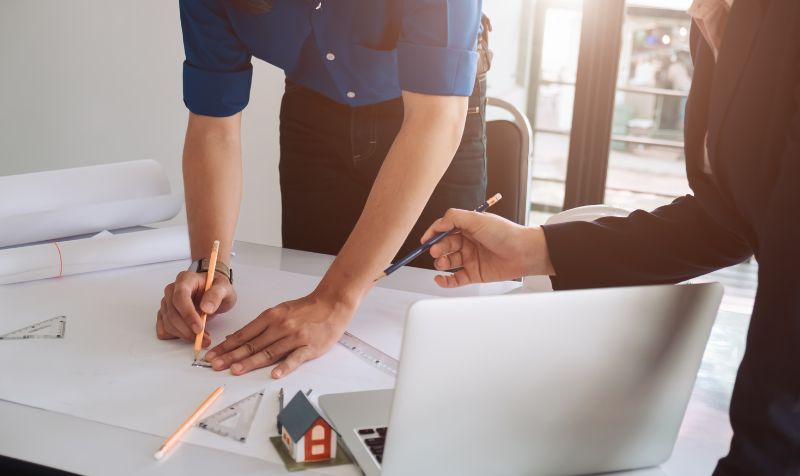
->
xmin=316 ymin=92 xmax=468 ymax=304
xmin=182 ymin=112 xmax=243 ymax=265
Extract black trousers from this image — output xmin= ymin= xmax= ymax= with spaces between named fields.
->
xmin=713 ymin=261 xmax=800 ymax=475
xmin=278 ymin=77 xmax=487 ymax=269
xmin=714 ymin=179 xmax=800 ymax=475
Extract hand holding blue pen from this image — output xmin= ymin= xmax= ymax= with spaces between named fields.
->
xmin=375 ymin=193 xmax=502 ymax=281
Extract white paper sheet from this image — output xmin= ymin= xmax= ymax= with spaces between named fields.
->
xmin=0 ymin=262 xmax=435 ymax=465
xmin=0 ymin=160 xmax=182 ymax=247
xmin=0 ymin=226 xmax=190 ymax=285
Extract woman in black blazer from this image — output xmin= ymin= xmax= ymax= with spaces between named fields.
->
xmin=420 ymin=0 xmax=800 ymax=473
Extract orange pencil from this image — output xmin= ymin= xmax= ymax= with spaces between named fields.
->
xmin=193 ymin=240 xmax=220 ymax=361
xmin=154 ymin=385 xmax=224 ymax=460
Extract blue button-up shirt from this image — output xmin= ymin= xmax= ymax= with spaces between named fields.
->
xmin=180 ymin=0 xmax=482 ymax=117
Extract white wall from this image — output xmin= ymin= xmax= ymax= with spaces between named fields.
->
xmin=483 ymin=0 xmax=533 ymax=115
xmin=0 ymin=0 xmax=284 ymax=246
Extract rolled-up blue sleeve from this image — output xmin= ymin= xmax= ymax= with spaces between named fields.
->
xmin=180 ymin=0 xmax=253 ymax=117
xmin=397 ymin=0 xmax=481 ymax=96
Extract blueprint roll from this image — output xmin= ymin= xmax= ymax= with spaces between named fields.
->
xmin=0 ymin=226 xmax=190 ymax=285
xmin=0 ymin=160 xmax=183 ymax=248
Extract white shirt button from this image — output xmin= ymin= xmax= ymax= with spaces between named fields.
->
xmin=346 ymin=91 xmax=356 ymax=99
xmin=326 ymin=52 xmax=336 ymax=61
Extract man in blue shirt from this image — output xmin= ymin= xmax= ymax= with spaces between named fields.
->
xmin=156 ymin=0 xmax=489 ymax=378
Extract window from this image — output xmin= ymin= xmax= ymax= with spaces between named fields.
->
xmin=526 ymin=0 xmax=584 ymax=223
xmin=311 ymin=424 xmax=325 ymax=441
xmin=605 ymin=2 xmax=693 ymax=212
xmin=509 ymin=0 xmax=694 ymax=218
xmin=484 ymin=0 xmax=584 ymax=224
xmin=311 ymin=444 xmax=325 ymax=455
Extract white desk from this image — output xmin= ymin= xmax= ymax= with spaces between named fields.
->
xmin=0 ymin=242 xmax=741 ymax=475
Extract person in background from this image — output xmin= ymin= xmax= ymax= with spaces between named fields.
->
xmin=421 ymin=0 xmax=799 ymax=474
xmin=156 ymin=1 xmax=491 ymax=378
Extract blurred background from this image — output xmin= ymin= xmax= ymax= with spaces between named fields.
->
xmin=484 ymin=0 xmax=693 ymax=224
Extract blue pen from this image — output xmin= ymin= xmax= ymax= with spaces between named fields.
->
xmin=375 ymin=193 xmax=502 ymax=281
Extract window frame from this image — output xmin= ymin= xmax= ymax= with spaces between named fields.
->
xmin=562 ymin=0 xmax=626 ymax=209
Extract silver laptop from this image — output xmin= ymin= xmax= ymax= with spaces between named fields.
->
xmin=320 ymin=283 xmax=723 ymax=476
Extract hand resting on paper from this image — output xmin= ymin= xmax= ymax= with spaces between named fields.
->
xmin=422 ymin=208 xmax=555 ymax=288
xmin=156 ymin=271 xmax=237 ymax=346
xmin=203 ymin=289 xmax=353 ymax=379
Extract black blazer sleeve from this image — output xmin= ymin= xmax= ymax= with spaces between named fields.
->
xmin=541 ymin=195 xmax=752 ymax=290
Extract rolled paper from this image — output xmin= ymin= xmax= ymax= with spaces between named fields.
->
xmin=0 ymin=160 xmax=183 ymax=248
xmin=0 ymin=226 xmax=190 ymax=285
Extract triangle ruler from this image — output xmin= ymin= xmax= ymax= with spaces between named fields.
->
xmin=198 ymin=389 xmax=265 ymax=443
xmin=0 ymin=315 xmax=67 ymax=340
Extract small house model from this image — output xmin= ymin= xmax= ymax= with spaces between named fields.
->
xmin=277 ymin=391 xmax=337 ymax=463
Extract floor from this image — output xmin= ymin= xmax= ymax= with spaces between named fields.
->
xmin=693 ymin=261 xmax=757 ymax=412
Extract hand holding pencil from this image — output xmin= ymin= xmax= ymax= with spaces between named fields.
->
xmin=420 ymin=203 xmax=555 ymax=288
xmin=155 ymin=242 xmax=237 ymax=349
xmin=376 ymin=193 xmax=502 ymax=281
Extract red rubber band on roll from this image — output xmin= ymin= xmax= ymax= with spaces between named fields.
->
xmin=53 ymin=242 xmax=63 ymax=278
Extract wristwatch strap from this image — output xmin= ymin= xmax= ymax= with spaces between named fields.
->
xmin=190 ymin=258 xmax=233 ymax=285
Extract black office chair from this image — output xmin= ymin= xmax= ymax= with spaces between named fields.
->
xmin=485 ymin=97 xmax=533 ymax=226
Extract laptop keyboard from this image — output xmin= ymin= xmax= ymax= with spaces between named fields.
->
xmin=356 ymin=427 xmax=388 ymax=464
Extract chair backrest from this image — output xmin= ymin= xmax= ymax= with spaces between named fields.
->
xmin=485 ymin=97 xmax=533 ymax=226
xmin=544 ymin=204 xmax=632 ymax=225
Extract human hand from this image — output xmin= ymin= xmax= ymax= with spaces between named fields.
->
xmin=421 ymin=209 xmax=554 ymax=288
xmin=204 ymin=290 xmax=354 ymax=378
xmin=156 ymin=271 xmax=237 ymax=347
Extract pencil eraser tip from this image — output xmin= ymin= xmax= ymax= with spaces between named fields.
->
xmin=154 ymin=450 xmax=165 ymax=460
